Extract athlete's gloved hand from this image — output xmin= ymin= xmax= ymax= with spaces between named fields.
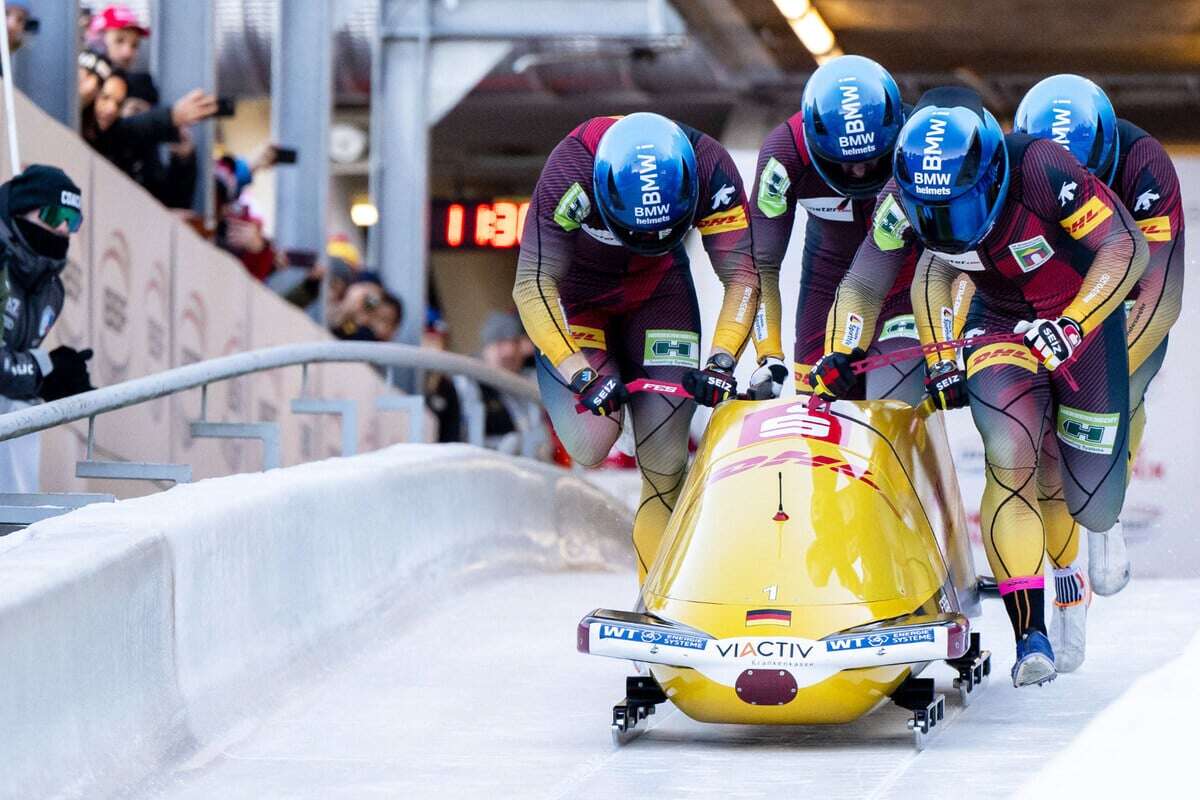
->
xmin=1015 ymin=316 xmax=1082 ymax=371
xmin=570 ymin=367 xmax=628 ymax=417
xmin=39 ymin=346 xmax=95 ymax=402
xmin=684 ymin=356 xmax=738 ymax=407
xmin=925 ymin=360 xmax=969 ymax=410
xmin=748 ymin=356 xmax=789 ymax=400
xmin=805 ymin=349 xmax=864 ymax=399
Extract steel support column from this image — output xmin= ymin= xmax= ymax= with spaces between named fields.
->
xmin=272 ymin=0 xmax=332 ymax=257
xmin=151 ymin=0 xmax=216 ymax=217
xmin=13 ymin=0 xmax=79 ymax=127
xmin=371 ymin=0 xmax=430 ymax=357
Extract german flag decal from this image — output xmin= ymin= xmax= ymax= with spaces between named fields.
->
xmin=745 ymin=608 xmax=791 ymax=627
xmin=1060 ymin=196 xmax=1113 ymax=240
xmin=696 ymin=204 xmax=749 ymax=236
xmin=1136 ymin=215 xmax=1172 ymax=242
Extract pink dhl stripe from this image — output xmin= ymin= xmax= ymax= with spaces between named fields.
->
xmin=999 ymin=575 xmax=1045 ymax=595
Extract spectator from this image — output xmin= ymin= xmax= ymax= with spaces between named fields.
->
xmin=422 ymin=310 xmax=462 ymax=443
xmin=214 ymin=154 xmax=278 ymax=281
xmin=453 ymin=312 xmax=534 ymax=454
xmin=77 ymin=49 xmax=115 ymax=109
xmin=0 ymin=165 xmax=92 ymax=492
xmin=328 ymin=276 xmax=402 ymax=342
xmin=121 ymin=72 xmax=197 ymax=209
xmin=6 ymin=1 xmax=33 ymax=55
xmin=87 ymin=4 xmax=148 ymax=72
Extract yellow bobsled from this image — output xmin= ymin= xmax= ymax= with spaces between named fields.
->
xmin=577 ymin=395 xmax=991 ymax=748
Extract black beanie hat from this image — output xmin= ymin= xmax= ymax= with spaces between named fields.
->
xmin=7 ymin=164 xmax=83 ymax=220
xmin=125 ymin=71 xmax=159 ymax=105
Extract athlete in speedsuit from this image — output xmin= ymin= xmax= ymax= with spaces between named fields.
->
xmin=513 ymin=113 xmax=759 ymax=584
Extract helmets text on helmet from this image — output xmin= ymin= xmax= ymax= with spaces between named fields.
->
xmin=836 ymin=78 xmax=875 ymax=156
xmin=634 ymin=144 xmax=670 ymax=225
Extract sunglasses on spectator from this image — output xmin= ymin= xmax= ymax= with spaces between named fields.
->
xmin=39 ymin=204 xmax=83 ymax=233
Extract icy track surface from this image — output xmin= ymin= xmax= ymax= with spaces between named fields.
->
xmin=135 ymin=574 xmax=1200 ymax=800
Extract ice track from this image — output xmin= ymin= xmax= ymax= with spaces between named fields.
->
xmin=135 ymin=572 xmax=1200 ymax=800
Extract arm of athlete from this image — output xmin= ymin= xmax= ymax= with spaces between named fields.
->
xmin=747 ymin=121 xmax=800 ymax=363
xmin=694 ymin=137 xmax=760 ymax=362
xmin=1117 ymin=136 xmax=1185 ymax=374
xmin=512 ymin=137 xmax=592 ymax=382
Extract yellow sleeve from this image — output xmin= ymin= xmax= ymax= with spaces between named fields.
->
xmin=911 ymin=252 xmax=962 ymax=368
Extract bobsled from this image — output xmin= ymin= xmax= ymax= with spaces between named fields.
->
xmin=577 ymin=393 xmax=992 ymax=748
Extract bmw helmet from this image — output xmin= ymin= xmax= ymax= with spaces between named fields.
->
xmin=1013 ymin=74 xmax=1119 ymax=185
xmin=592 ymin=113 xmax=699 ymax=255
xmin=893 ymin=87 xmax=1009 ymax=254
xmin=801 ymin=54 xmax=905 ymax=198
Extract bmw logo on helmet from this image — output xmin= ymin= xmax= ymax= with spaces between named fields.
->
xmin=592 ymin=113 xmax=699 ymax=256
xmin=893 ymin=87 xmax=1010 ymax=255
xmin=801 ymin=54 xmax=905 ymax=199
xmin=1013 ymin=74 xmax=1119 ymax=185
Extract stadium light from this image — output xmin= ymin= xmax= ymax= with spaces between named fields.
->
xmin=351 ymin=201 xmax=379 ymax=227
xmin=772 ymin=0 xmax=843 ymax=63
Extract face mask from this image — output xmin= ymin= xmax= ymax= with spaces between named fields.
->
xmin=13 ymin=217 xmax=69 ymax=260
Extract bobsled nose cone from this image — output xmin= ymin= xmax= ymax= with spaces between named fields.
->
xmin=735 ymin=669 xmax=799 ymax=706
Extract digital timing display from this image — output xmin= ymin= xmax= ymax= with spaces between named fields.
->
xmin=433 ymin=200 xmax=530 ymax=250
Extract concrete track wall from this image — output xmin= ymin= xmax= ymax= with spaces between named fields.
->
xmin=0 ymin=447 xmax=630 ymax=799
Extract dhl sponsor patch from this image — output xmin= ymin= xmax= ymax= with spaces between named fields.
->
xmin=1060 ymin=196 xmax=1113 ymax=240
xmin=696 ymin=204 xmax=748 ymax=236
xmin=1136 ymin=215 xmax=1172 ymax=242
xmin=570 ymin=325 xmax=607 ymax=349
xmin=966 ymin=343 xmax=1037 ymax=377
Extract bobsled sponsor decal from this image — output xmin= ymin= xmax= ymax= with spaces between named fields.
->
xmin=709 ymin=450 xmax=878 ymax=491
xmin=1056 ymin=406 xmax=1120 ymax=455
xmin=1060 ymin=196 xmax=1113 ymax=240
xmin=1136 ymin=215 xmax=1172 ymax=242
xmin=798 ymin=196 xmax=854 ymax=223
xmin=824 ymin=627 xmax=936 ymax=652
xmin=597 ymin=624 xmax=708 ymax=651
xmin=643 ymin=329 xmax=700 ymax=368
xmin=737 ymin=402 xmax=845 ymax=447
xmin=878 ymin=314 xmax=916 ymax=342
xmin=966 ymin=343 xmax=1037 ymax=377
xmin=745 ymin=608 xmax=792 ymax=627
xmin=715 ymin=639 xmax=814 ymax=662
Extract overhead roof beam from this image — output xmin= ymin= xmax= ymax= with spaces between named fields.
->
xmin=382 ymin=0 xmax=686 ymax=40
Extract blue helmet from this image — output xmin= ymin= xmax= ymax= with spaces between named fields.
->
xmin=592 ymin=113 xmax=699 ymax=256
xmin=1013 ymin=74 xmax=1119 ymax=185
xmin=893 ymin=88 xmax=1009 ymax=255
xmin=801 ymin=54 xmax=904 ymax=199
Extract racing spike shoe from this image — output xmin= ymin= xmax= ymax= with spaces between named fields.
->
xmin=1088 ymin=522 xmax=1130 ymax=596
xmin=1011 ymin=630 xmax=1057 ymax=688
xmin=1049 ymin=567 xmax=1090 ymax=673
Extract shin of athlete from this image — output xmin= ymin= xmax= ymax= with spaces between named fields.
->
xmin=1038 ymin=430 xmax=1089 ymax=673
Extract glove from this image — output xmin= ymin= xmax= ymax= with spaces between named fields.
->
xmin=1015 ymin=316 xmax=1081 ymax=371
xmin=805 ymin=349 xmax=864 ymax=399
xmin=925 ymin=360 xmax=969 ymax=410
xmin=570 ymin=367 xmax=628 ymax=417
xmin=748 ymin=356 xmax=789 ymax=400
xmin=39 ymin=346 xmax=95 ymax=402
xmin=683 ymin=359 xmax=738 ymax=407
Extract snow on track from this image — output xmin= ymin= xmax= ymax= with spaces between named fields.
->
xmin=135 ymin=574 xmax=1200 ymax=800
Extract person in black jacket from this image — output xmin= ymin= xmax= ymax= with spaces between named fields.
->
xmin=0 ymin=166 xmax=91 ymax=492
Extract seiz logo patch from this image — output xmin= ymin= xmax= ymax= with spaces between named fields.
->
xmin=569 ymin=325 xmax=607 ymax=349
xmin=553 ymin=182 xmax=591 ymax=232
xmin=695 ymin=204 xmax=748 ymax=236
xmin=1060 ymin=196 xmax=1113 ymax=239
xmin=1136 ymin=216 xmax=1172 ymax=242
xmin=1008 ymin=235 xmax=1055 ymax=273
xmin=737 ymin=402 xmax=845 ymax=447
xmin=966 ymin=343 xmax=1037 ymax=377
xmin=1057 ymin=405 xmax=1120 ymax=455
xmin=643 ymin=329 xmax=700 ymax=368
xmin=757 ymin=157 xmax=791 ymax=219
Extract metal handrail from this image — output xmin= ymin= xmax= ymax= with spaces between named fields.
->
xmin=0 ymin=342 xmax=540 ymax=442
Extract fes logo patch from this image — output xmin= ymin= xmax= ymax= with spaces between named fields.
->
xmin=1008 ymin=235 xmax=1055 ymax=273
xmin=757 ymin=157 xmax=791 ymax=219
xmin=553 ymin=182 xmax=591 ymax=232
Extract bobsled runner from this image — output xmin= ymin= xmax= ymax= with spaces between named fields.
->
xmin=577 ymin=372 xmax=993 ymax=749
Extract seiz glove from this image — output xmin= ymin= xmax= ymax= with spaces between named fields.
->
xmin=925 ymin=360 xmax=969 ymax=410
xmin=39 ymin=346 xmax=95 ymax=402
xmin=684 ymin=354 xmax=738 ymax=407
xmin=570 ymin=367 xmax=628 ymax=417
xmin=748 ymin=356 xmax=789 ymax=400
xmin=806 ymin=349 xmax=864 ymax=400
xmin=1015 ymin=316 xmax=1081 ymax=371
